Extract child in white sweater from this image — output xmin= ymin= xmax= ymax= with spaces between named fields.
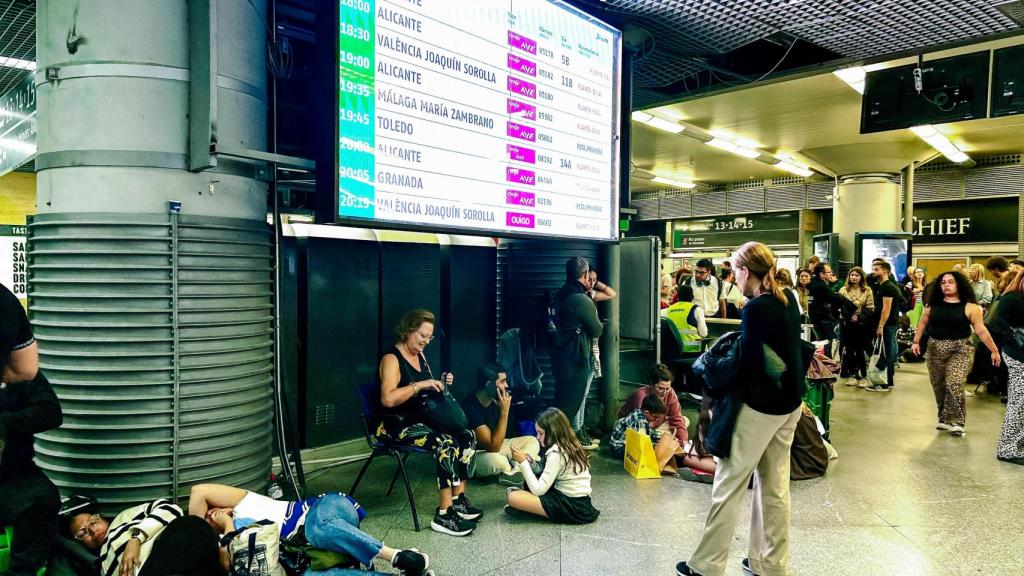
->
xmin=505 ymin=408 xmax=599 ymax=524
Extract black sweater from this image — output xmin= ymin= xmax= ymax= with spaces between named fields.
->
xmin=740 ymin=293 xmax=805 ymax=415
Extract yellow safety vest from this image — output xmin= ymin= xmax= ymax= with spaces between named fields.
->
xmin=666 ymin=301 xmax=702 ymax=353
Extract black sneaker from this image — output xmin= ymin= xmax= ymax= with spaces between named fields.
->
xmin=576 ymin=430 xmax=598 ymax=451
xmin=392 ymin=548 xmax=429 ymax=576
xmin=430 ymin=507 xmax=474 ymax=536
xmin=865 ymin=385 xmax=892 ymax=392
xmin=503 ymin=504 xmax=531 ymax=519
xmin=741 ymin=558 xmax=760 ymax=576
xmin=453 ymin=493 xmax=483 ymax=521
xmin=675 ymin=561 xmax=704 ymax=576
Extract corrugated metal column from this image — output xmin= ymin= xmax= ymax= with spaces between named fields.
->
xmin=601 ymin=243 xmax=620 ymax=429
xmin=32 ymin=0 xmax=272 ymax=510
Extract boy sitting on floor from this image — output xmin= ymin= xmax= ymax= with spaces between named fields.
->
xmin=610 ymin=394 xmax=667 ymax=458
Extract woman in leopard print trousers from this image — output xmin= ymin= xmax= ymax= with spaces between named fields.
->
xmin=912 ymin=272 xmax=1000 ymax=437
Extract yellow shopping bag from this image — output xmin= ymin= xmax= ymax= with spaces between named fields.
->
xmin=623 ymin=427 xmax=661 ymax=479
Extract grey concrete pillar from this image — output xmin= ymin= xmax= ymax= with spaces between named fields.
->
xmin=31 ymin=0 xmax=274 ymax=509
xmin=833 ymin=174 xmax=902 ymax=263
xmin=35 ymin=0 xmax=268 ymax=216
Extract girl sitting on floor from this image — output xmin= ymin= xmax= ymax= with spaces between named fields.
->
xmin=504 ymin=407 xmax=599 ymax=524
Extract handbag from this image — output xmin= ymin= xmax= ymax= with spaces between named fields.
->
xmin=222 ymin=520 xmax=286 ymax=576
xmin=867 ymin=338 xmax=887 ymax=386
xmin=415 ymin=355 xmax=469 ymax=435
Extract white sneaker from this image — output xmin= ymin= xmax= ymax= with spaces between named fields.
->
xmin=845 ymin=377 xmax=858 ymax=387
xmin=857 ymin=379 xmax=871 ymax=388
xmin=949 ymin=425 xmax=965 ymax=437
xmin=936 ymin=422 xmax=951 ymax=430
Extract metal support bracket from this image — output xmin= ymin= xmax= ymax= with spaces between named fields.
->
xmin=190 ymin=0 xmax=217 ymax=172
xmin=211 ymin=144 xmax=316 ymax=172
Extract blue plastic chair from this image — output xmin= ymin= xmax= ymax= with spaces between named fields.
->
xmin=349 ymin=382 xmax=432 ymax=531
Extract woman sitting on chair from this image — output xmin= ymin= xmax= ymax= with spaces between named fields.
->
xmin=376 ymin=309 xmax=480 ymax=537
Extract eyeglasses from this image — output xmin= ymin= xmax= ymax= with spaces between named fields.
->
xmin=74 ymin=514 xmax=103 ymax=541
xmin=416 ymin=331 xmax=434 ymax=344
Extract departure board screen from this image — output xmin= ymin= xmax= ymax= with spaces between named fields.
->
xmin=336 ymin=0 xmax=622 ymax=241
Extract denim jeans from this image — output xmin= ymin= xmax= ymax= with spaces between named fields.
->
xmin=572 ymin=370 xmax=595 ymax=431
xmin=883 ymin=325 xmax=898 ymax=387
xmin=304 ymin=493 xmax=382 ymax=568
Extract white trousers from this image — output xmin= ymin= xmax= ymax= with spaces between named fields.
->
xmin=688 ymin=405 xmax=801 ymax=576
xmin=468 ymin=435 xmax=541 ymax=477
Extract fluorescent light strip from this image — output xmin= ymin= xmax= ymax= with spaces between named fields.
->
xmin=775 ymin=161 xmax=813 ymax=177
xmin=706 ymin=137 xmax=760 ymax=159
xmin=834 ymin=64 xmax=886 ymax=94
xmin=910 ymin=125 xmax=970 ymax=164
xmin=652 ymin=176 xmax=695 ymax=189
xmin=0 ymin=57 xmax=35 ymax=71
xmin=631 ymin=110 xmax=685 ymax=133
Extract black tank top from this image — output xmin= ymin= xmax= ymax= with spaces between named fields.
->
xmin=382 ymin=345 xmax=432 ymax=417
xmin=927 ymin=301 xmax=971 ymax=340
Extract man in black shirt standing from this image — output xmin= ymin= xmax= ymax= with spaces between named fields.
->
xmin=0 ymin=283 xmax=63 ymax=575
xmin=869 ymin=262 xmax=901 ymax=391
xmin=807 ymin=263 xmax=847 ymax=355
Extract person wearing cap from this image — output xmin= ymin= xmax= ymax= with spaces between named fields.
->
xmin=0 ymin=282 xmax=63 ymax=576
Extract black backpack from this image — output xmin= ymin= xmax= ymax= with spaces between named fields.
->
xmin=897 ymin=282 xmax=914 ymax=314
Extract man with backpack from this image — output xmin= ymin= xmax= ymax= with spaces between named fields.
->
xmin=681 ymin=259 xmax=727 ymax=319
xmin=808 ymin=263 xmax=848 ymax=354
xmin=551 ymin=257 xmax=604 ymax=450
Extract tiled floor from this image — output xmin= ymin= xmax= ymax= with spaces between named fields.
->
xmin=305 ymin=364 xmax=1023 ymax=576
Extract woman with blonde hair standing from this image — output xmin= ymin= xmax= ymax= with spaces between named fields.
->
xmin=968 ymin=263 xmax=994 ymax=308
xmin=677 ymin=242 xmax=804 ymax=576
xmin=839 ymin=267 xmax=875 ymax=387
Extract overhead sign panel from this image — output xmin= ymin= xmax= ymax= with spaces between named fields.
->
xmin=0 ymin=73 xmax=36 ymax=177
xmin=335 ymin=0 xmax=622 ymax=241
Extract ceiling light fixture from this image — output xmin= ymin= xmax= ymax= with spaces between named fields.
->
xmin=651 ymin=176 xmax=696 ymax=189
xmin=833 ymin=64 xmax=885 ymax=94
xmin=706 ymin=137 xmax=760 ymax=159
xmin=773 ymin=153 xmax=814 ymax=177
xmin=910 ymin=125 xmax=970 ymax=164
xmin=0 ymin=57 xmax=36 ymax=71
xmin=631 ymin=110 xmax=685 ymax=133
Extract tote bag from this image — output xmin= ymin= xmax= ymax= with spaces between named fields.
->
xmin=623 ymin=428 xmax=661 ymax=479
xmin=867 ymin=338 xmax=887 ymax=386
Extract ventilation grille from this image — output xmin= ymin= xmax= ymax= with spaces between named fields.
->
xmin=728 ymin=187 xmax=765 ymax=214
xmin=995 ymin=0 xmax=1024 ymax=26
xmin=964 ymin=165 xmax=1024 ymax=198
xmin=730 ymin=179 xmax=766 ymax=191
xmin=770 ymin=176 xmax=806 ymax=186
xmin=660 ymin=195 xmax=692 ymax=219
xmin=915 ymin=171 xmax=963 ymax=202
xmin=766 ymin=184 xmax=808 ymax=212
xmin=690 ymin=191 xmax=727 ymax=216
xmin=632 ymin=198 xmax=661 ymax=220
xmin=806 ymin=182 xmax=833 ymax=209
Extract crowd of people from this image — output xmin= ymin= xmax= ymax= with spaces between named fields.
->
xmin=3 ymin=241 xmax=1024 ymax=576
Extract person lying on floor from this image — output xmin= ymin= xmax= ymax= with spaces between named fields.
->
xmin=188 ymin=483 xmax=432 ymax=576
xmin=504 ymin=408 xmax=599 ymax=525
xmin=64 ymin=496 xmax=223 ymax=576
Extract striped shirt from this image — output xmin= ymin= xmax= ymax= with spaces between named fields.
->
xmin=99 ymin=499 xmax=183 ymax=576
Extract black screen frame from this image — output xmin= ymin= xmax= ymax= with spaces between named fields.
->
xmin=317 ymin=0 xmax=625 ymax=243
